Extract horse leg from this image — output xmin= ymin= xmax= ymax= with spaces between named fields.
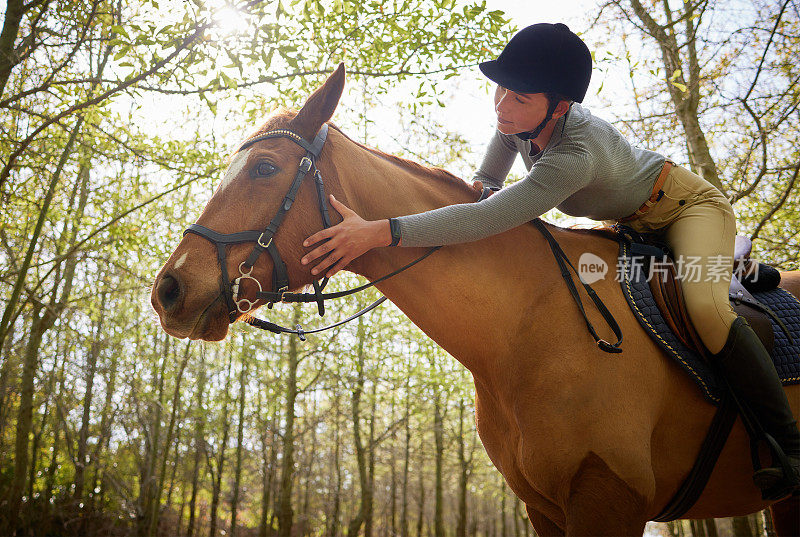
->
xmin=525 ymin=506 xmax=565 ymax=537
xmin=564 ymin=452 xmax=649 ymax=537
xmin=769 ymin=495 xmax=800 ymax=537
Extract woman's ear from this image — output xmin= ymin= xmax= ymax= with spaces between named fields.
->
xmin=553 ymin=99 xmax=572 ymax=120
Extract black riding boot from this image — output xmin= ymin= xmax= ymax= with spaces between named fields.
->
xmin=713 ymin=316 xmax=800 ymax=500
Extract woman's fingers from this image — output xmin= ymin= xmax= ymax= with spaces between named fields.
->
xmin=325 ymin=256 xmax=352 ymax=278
xmin=302 ymin=239 xmax=333 ymax=266
xmin=329 ymin=194 xmax=354 ymax=215
xmin=304 ymin=227 xmax=335 ymax=248
xmin=311 ymin=250 xmax=344 ymax=276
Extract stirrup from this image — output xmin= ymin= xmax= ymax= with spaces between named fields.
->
xmin=752 ymin=457 xmax=800 ymax=501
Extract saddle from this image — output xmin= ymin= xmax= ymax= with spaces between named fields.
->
xmin=591 ymin=224 xmax=786 ymax=358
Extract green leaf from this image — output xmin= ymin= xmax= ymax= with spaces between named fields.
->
xmin=111 ymin=25 xmax=130 ymax=39
xmin=670 ymin=80 xmax=688 ymax=93
xmin=220 ymin=71 xmax=237 ymax=89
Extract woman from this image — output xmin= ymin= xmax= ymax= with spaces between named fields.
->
xmin=301 ymin=23 xmax=799 ymax=499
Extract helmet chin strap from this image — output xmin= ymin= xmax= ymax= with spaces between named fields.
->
xmin=515 ymin=98 xmax=562 ymax=142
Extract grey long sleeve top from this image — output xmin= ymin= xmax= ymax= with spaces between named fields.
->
xmin=395 ymin=103 xmax=666 ymax=247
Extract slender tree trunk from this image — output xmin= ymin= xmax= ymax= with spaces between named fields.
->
xmin=230 ymin=349 xmax=248 ymax=537
xmin=432 ymin=390 xmax=444 ymax=537
xmin=139 ymin=335 xmax=169 ymax=537
xmin=327 ymin=393 xmax=342 ymax=537
xmin=401 ymin=372 xmax=410 ymax=537
xmin=259 ymin=406 xmax=278 ymax=537
xmin=148 ymin=341 xmax=191 ymax=537
xmin=277 ymin=305 xmax=302 ymax=537
xmin=187 ymin=351 xmax=207 ymax=537
xmin=389 ymin=395 xmax=397 ymax=537
xmin=365 ymin=382 xmax=377 ymax=537
xmin=501 ymin=482 xmax=507 ymax=537
xmin=732 ymin=516 xmax=755 ymax=537
xmin=74 ymin=292 xmax=106 ymax=505
xmin=208 ymin=347 xmax=234 ymax=537
xmin=456 ymin=398 xmax=469 ymax=537
xmin=0 ymin=117 xmax=83 ymax=349
xmin=5 ymin=305 xmax=46 ymax=532
xmin=703 ymin=518 xmax=718 ymax=537
xmin=301 ymin=395 xmax=319 ymax=536
xmin=416 ymin=434 xmax=425 ymax=537
xmin=347 ymin=315 xmax=370 ymax=537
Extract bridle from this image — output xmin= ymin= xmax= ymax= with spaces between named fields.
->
xmin=183 ymin=123 xmax=440 ymax=340
xmin=183 ymin=123 xmax=623 ymax=351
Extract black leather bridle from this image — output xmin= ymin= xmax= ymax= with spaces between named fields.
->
xmin=183 ymin=123 xmax=440 ymax=340
xmin=183 ymin=123 xmax=623 ymax=350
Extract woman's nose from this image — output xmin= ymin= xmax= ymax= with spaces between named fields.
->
xmin=495 ymin=94 xmax=510 ymax=114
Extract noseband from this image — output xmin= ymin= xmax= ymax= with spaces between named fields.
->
xmin=183 ymin=123 xmax=441 ymax=339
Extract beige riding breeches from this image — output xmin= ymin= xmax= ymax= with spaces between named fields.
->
xmin=611 ymin=165 xmax=739 ymax=354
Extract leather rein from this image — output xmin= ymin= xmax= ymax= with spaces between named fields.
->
xmin=184 ymin=124 xmax=623 ymax=352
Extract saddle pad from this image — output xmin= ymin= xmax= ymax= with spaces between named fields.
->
xmin=617 ymin=241 xmax=800 ymax=405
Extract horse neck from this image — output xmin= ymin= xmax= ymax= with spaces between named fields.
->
xmin=324 ymin=130 xmax=566 ymax=381
xmin=327 ymin=131 xmax=476 ymax=220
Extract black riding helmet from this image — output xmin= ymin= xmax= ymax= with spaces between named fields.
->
xmin=480 ymin=23 xmax=592 ymax=139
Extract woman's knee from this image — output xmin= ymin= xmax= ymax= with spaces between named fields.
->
xmin=681 ymin=290 xmax=737 ymax=353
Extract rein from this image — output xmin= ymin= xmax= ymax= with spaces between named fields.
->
xmin=184 ymin=125 xmax=624 ymax=351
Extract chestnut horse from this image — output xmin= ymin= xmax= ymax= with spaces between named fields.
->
xmin=151 ymin=66 xmax=800 ymax=536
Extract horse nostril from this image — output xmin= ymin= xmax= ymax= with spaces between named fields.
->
xmin=157 ymin=273 xmax=183 ymax=311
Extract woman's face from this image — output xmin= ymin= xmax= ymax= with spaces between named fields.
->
xmin=493 ymin=85 xmax=550 ymax=136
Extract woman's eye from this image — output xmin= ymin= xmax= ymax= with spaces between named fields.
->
xmin=515 ymin=97 xmax=525 ymax=104
xmin=254 ymin=163 xmax=277 ymax=177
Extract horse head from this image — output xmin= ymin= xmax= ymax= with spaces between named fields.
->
xmin=152 ymin=65 xmax=347 ymax=341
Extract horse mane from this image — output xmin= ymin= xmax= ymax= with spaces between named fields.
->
xmin=327 ymin=124 xmax=476 ymax=196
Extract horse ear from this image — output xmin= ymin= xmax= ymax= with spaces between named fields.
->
xmin=290 ymin=63 xmax=345 ymax=141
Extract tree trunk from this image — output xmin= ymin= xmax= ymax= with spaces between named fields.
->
xmin=259 ymin=407 xmax=279 ymax=537
xmin=365 ymin=381 xmax=377 ymax=537
xmin=277 ymin=305 xmax=302 ymax=537
xmin=732 ymin=516 xmax=755 ymax=537
xmin=74 ymin=291 xmax=107 ymax=505
xmin=347 ymin=315 xmax=370 ymax=537
xmin=230 ymin=349 xmax=248 ymax=537
xmin=456 ymin=398 xmax=469 ymax=537
xmin=208 ymin=346 xmax=234 ymax=537
xmin=432 ymin=390 xmax=444 ymax=537
xmin=0 ymin=0 xmax=25 ymax=99
xmin=138 ymin=335 xmax=169 ymax=537
xmin=416 ymin=434 xmax=425 ymax=537
xmin=703 ymin=518 xmax=718 ymax=537
xmin=5 ymin=305 xmax=47 ymax=533
xmin=327 ymin=393 xmax=342 ymax=537
xmin=187 ymin=351 xmax=208 ymax=537
xmin=401 ymin=373 xmax=411 ymax=537
xmin=148 ymin=341 xmax=191 ymax=537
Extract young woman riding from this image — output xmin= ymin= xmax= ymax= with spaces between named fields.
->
xmin=300 ymin=23 xmax=799 ymax=500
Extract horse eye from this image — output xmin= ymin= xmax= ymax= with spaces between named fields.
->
xmin=254 ymin=162 xmax=277 ymax=177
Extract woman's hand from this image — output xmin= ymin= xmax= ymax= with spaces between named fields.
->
xmin=301 ymin=195 xmax=392 ymax=278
